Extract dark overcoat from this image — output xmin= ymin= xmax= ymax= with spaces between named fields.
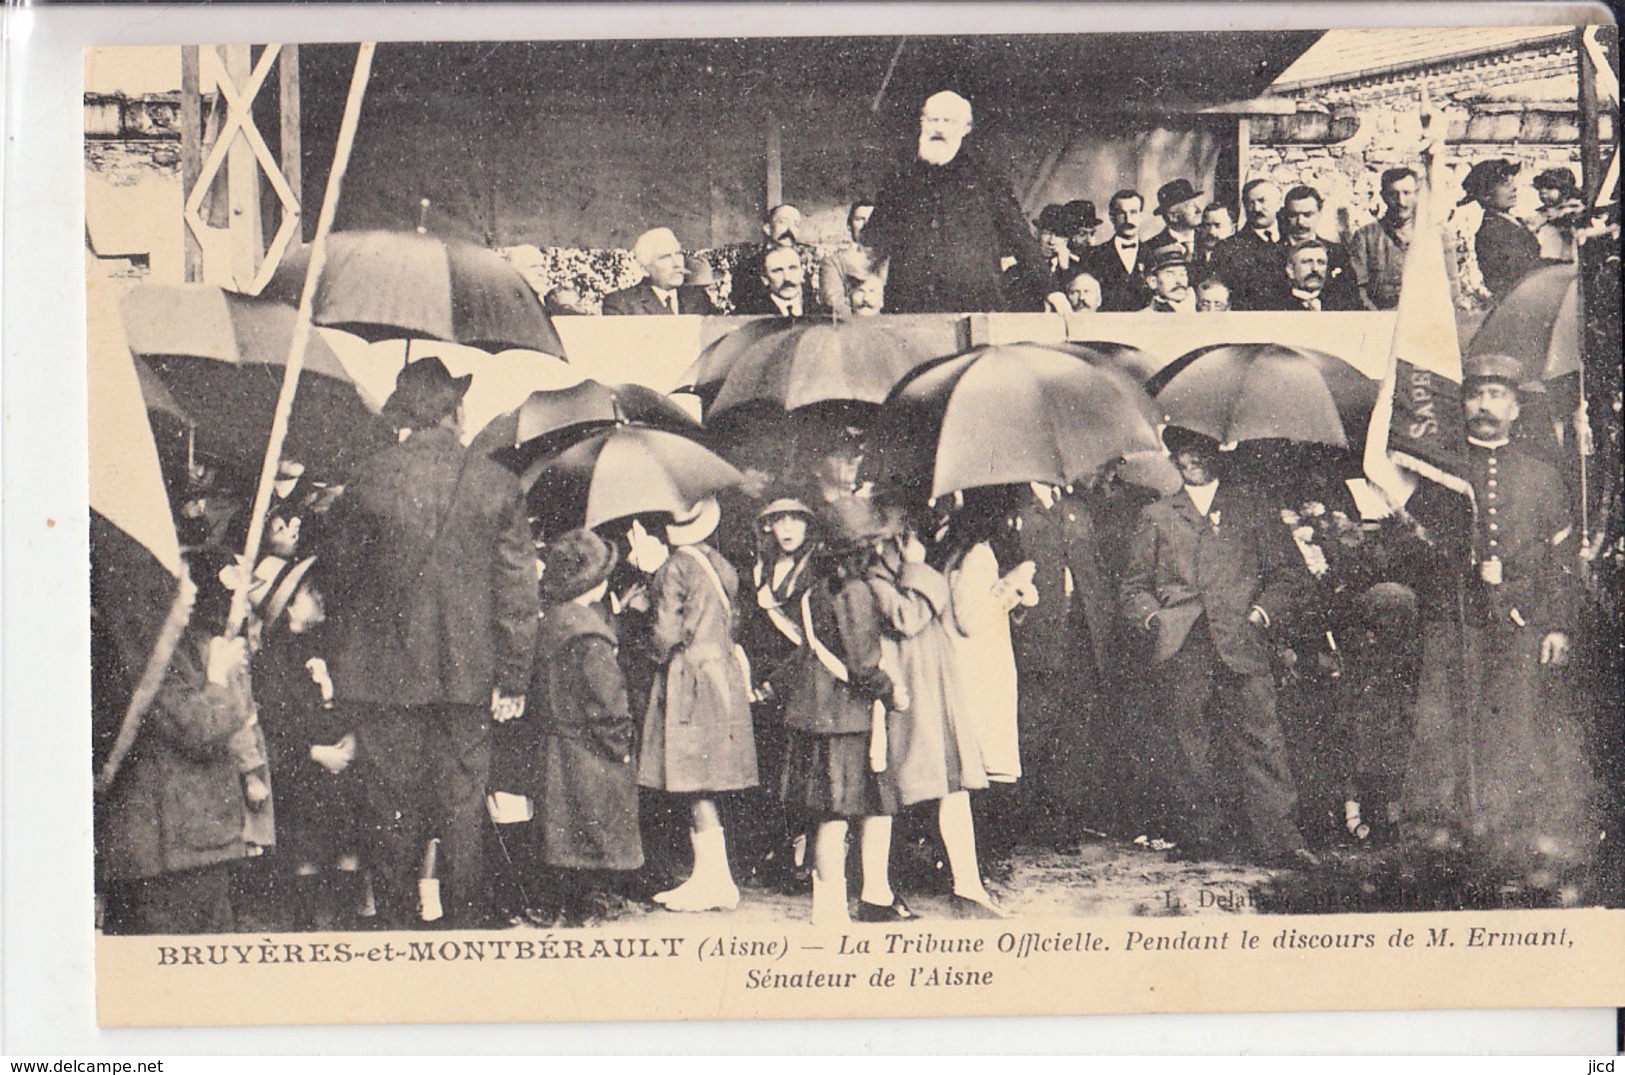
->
xmin=1120 ymin=484 xmax=1306 ymax=675
xmin=1402 ymin=442 xmax=1596 ymax=871
xmin=862 ymin=151 xmax=1052 ymax=314
xmin=1208 ymin=228 xmax=1286 ymax=311
xmin=324 ymin=426 xmax=539 ymax=708
xmin=1012 ymin=489 xmax=1114 ymax=680
xmin=97 ymin=635 xmax=251 ymax=883
xmin=532 ymin=601 xmax=644 ymax=871
xmin=783 ymin=572 xmax=895 ymax=736
xmin=1474 ymin=211 xmax=1542 ymax=299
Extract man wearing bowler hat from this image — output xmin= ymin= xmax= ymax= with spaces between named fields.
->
xmin=1120 ymin=426 xmax=1312 ymax=867
xmin=1143 ymin=179 xmax=1206 ymax=265
xmin=323 ymin=356 xmax=539 ymax=928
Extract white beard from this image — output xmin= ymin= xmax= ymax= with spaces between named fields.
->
xmin=917 ymin=134 xmax=962 ymax=166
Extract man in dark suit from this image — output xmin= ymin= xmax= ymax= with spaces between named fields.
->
xmin=601 ymin=228 xmax=720 ymax=316
xmin=1261 ymin=238 xmax=1362 ymax=311
xmin=1209 ymin=179 xmax=1286 ymax=311
xmin=730 ymin=204 xmax=808 ymax=314
xmin=1120 ymin=427 xmax=1313 ymax=866
xmin=1012 ymin=483 xmax=1117 ymax=846
xmin=1279 ymin=185 xmax=1358 ymax=308
xmin=324 ymin=357 xmax=540 ymax=927
xmin=1197 ymin=203 xmax=1236 ymax=271
xmin=730 ymin=244 xmax=823 ymax=317
xmin=863 ymin=90 xmax=1065 ymax=314
xmin=1084 ymin=189 xmax=1152 ymax=311
xmin=1142 ymin=179 xmax=1206 ymax=265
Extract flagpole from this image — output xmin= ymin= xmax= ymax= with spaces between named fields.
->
xmin=226 ymin=42 xmax=376 ymax=638
xmin=1426 ymin=86 xmax=1483 ymax=824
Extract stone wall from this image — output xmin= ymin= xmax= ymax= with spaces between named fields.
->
xmin=1245 ymin=42 xmax=1585 ymax=306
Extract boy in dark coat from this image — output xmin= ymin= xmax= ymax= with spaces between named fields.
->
xmin=534 ymin=529 xmax=643 ymax=926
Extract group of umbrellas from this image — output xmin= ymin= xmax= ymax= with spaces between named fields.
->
xmin=114 ymin=231 xmax=1588 ymax=548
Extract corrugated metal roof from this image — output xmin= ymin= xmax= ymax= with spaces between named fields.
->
xmin=1270 ymin=27 xmax=1575 ymax=92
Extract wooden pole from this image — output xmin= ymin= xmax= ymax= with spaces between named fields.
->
xmin=224 ymin=44 xmax=265 ymax=288
xmin=279 ymin=44 xmax=303 ymax=242
xmin=180 ymin=46 xmax=203 ymax=282
xmin=226 ymin=42 xmax=377 ymax=637
xmin=765 ymin=115 xmax=783 ymax=214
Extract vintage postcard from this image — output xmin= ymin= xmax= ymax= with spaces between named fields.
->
xmin=81 ymin=17 xmax=1622 ymax=1027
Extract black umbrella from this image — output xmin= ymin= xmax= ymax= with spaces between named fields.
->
xmin=121 ymin=283 xmax=392 ymax=479
xmin=265 ymin=230 xmax=566 ymax=357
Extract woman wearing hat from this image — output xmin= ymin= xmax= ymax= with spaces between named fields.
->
xmin=1459 ymin=158 xmax=1540 ymax=300
xmin=738 ymin=498 xmax=819 ymax=887
xmin=531 ymin=529 xmax=644 ymax=926
xmin=635 ymin=498 xmax=759 ymax=912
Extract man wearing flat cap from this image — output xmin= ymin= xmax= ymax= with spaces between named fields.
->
xmin=1459 ymin=159 xmax=1541 ymax=300
xmin=1120 ymin=426 xmax=1312 ymax=867
xmin=1142 ymin=179 xmax=1206 ymax=266
xmin=1400 ymin=353 xmax=1595 ymax=885
xmin=862 ymin=91 xmax=1068 ymax=314
xmin=323 ymin=356 xmax=540 ymax=928
xmin=602 ymin=228 xmax=721 ymax=316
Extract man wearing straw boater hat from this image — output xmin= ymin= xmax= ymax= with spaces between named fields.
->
xmin=323 ymin=356 xmax=539 ymax=929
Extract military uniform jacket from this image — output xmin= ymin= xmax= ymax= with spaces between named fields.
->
xmin=1120 ymin=483 xmax=1306 ymax=675
xmin=1464 ymin=441 xmax=1575 ymax=634
xmin=325 ymin=426 xmax=539 ymax=708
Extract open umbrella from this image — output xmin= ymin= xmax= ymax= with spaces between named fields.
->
xmin=700 ymin=319 xmax=936 ymax=423
xmin=524 ymin=425 xmax=744 ymax=535
xmin=264 ymin=229 xmax=566 ymax=357
xmin=679 ymin=318 xmax=793 ymax=403
xmin=1148 ymin=342 xmax=1379 ymax=451
xmin=1468 ymin=262 xmax=1581 ymax=382
xmin=122 ymin=283 xmax=393 ymax=480
xmin=872 ymin=342 xmax=1164 ymax=499
xmin=470 ymin=380 xmax=702 ymax=470
xmin=1053 ymin=340 xmax=1174 ymax=388
xmin=89 ymin=280 xmax=193 ymax=790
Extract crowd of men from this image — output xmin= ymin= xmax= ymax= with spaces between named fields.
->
xmin=91 ymin=89 xmax=1614 ymax=936
xmin=542 ymin=91 xmax=1591 ymax=323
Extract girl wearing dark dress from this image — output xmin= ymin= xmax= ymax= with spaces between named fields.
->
xmin=533 ymin=529 xmax=644 ymax=925
xmin=782 ymin=496 xmax=913 ymax=925
xmin=250 ymin=557 xmax=367 ymax=929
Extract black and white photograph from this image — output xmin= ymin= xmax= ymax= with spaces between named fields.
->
xmin=70 ymin=15 xmax=1623 ymax=1026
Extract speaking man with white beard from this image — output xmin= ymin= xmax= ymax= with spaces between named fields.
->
xmin=862 ymin=91 xmax=1066 ymax=314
